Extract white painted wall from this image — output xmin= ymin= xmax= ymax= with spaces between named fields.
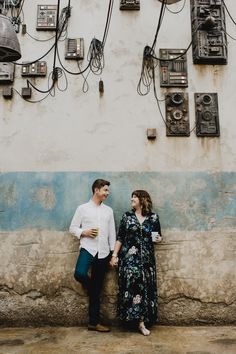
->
xmin=0 ymin=0 xmax=235 ymax=172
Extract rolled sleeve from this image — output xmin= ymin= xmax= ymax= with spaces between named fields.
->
xmin=69 ymin=206 xmax=83 ymax=240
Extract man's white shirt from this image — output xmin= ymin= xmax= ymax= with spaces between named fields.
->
xmin=69 ymin=199 xmax=116 ymax=258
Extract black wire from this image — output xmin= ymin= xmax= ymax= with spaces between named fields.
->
xmin=16 ymin=0 xmax=24 ymax=18
xmin=151 ymin=0 xmax=167 ymax=51
xmin=151 ymin=39 xmax=193 ymax=62
xmin=56 ymin=45 xmax=92 ymax=75
xmin=222 ymin=0 xmax=236 ymax=26
xmin=13 ymin=88 xmax=50 ymax=103
xmin=137 ymin=46 xmax=156 ymax=96
xmin=77 ymin=60 xmax=91 ymax=93
xmin=222 ymin=28 xmax=236 ymax=41
xmin=26 ymin=31 xmax=56 ymax=42
xmin=102 ymin=0 xmax=114 ymax=46
xmin=25 ymin=0 xmax=67 ymax=95
xmin=153 ymin=68 xmax=168 ymax=127
xmin=56 ymin=69 xmax=68 ymax=92
xmin=14 ymin=3 xmax=69 ymax=65
xmin=88 ymin=38 xmax=105 ymax=75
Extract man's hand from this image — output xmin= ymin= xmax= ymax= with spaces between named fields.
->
xmin=81 ymin=229 xmax=98 ymax=238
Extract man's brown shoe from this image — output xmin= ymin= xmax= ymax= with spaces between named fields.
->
xmin=88 ymin=324 xmax=110 ymax=332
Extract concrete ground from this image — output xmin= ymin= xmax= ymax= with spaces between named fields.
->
xmin=0 ymin=326 xmax=235 ymax=354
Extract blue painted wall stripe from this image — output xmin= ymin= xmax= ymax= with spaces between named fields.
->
xmin=0 ymin=172 xmax=235 ymax=232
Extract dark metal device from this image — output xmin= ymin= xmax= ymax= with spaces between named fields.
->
xmin=159 ymin=49 xmax=188 ymax=87
xmin=120 ymin=0 xmax=140 ymax=10
xmin=190 ymin=0 xmax=227 ymax=64
xmin=36 ymin=5 xmax=58 ymax=30
xmin=65 ymin=38 xmax=84 ymax=60
xmin=0 ymin=62 xmax=15 ymax=83
xmin=21 ymin=61 xmax=47 ymax=77
xmin=165 ymin=92 xmax=190 ymax=137
xmin=195 ymin=93 xmax=220 ymax=137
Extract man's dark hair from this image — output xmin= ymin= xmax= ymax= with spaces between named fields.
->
xmin=92 ymin=179 xmax=110 ymax=194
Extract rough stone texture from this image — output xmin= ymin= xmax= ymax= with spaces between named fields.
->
xmin=0 ymin=230 xmax=235 ymax=326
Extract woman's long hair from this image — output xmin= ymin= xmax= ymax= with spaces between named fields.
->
xmin=132 ymin=190 xmax=153 ymax=216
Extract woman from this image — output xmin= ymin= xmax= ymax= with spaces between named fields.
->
xmin=110 ymin=190 xmax=162 ymax=336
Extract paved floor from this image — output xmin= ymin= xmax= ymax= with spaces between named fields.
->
xmin=0 ymin=326 xmax=235 ymax=354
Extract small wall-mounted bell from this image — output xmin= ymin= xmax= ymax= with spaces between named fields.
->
xmin=0 ymin=15 xmax=21 ymax=62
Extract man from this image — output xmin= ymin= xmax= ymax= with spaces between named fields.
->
xmin=69 ymin=179 xmax=116 ymax=332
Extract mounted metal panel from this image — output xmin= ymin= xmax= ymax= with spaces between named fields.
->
xmin=0 ymin=62 xmax=15 ymax=83
xmin=65 ymin=38 xmax=84 ymax=60
xmin=21 ymin=87 xmax=32 ymax=98
xmin=165 ymin=92 xmax=190 ymax=137
xmin=159 ymin=49 xmax=188 ymax=87
xmin=195 ymin=93 xmax=220 ymax=137
xmin=36 ymin=5 xmax=58 ymax=30
xmin=2 ymin=86 xmax=13 ymax=99
xmin=21 ymin=61 xmax=47 ymax=77
xmin=120 ymin=0 xmax=140 ymax=10
xmin=190 ymin=0 xmax=227 ymax=64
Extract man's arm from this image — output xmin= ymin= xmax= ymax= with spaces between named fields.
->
xmin=69 ymin=206 xmax=84 ymax=239
xmin=108 ymin=210 xmax=116 ymax=251
xmin=69 ymin=205 xmax=98 ymax=239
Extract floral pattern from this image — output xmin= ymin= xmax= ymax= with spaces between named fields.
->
xmin=117 ymin=211 xmax=161 ymax=325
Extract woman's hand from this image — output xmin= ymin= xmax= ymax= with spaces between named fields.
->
xmin=110 ymin=255 xmax=118 ymax=267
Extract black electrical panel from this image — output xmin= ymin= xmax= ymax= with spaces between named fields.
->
xmin=36 ymin=5 xmax=58 ymax=30
xmin=159 ymin=49 xmax=188 ymax=87
xmin=21 ymin=61 xmax=47 ymax=77
xmin=120 ymin=0 xmax=140 ymax=10
xmin=0 ymin=63 xmax=15 ymax=83
xmin=195 ymin=93 xmax=220 ymax=137
xmin=165 ymin=92 xmax=190 ymax=137
xmin=190 ymin=0 xmax=227 ymax=64
xmin=65 ymin=38 xmax=84 ymax=60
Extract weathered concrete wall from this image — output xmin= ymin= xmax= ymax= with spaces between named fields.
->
xmin=0 ymin=0 xmax=236 ymax=325
xmin=0 ymin=172 xmax=235 ymax=325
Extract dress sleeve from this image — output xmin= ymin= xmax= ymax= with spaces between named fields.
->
xmin=153 ymin=213 xmax=162 ymax=236
xmin=117 ymin=213 xmax=127 ymax=244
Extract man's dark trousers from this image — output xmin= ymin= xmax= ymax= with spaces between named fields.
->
xmin=74 ymin=248 xmax=109 ymax=325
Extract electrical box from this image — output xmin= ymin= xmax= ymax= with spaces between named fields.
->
xmin=21 ymin=87 xmax=32 ymax=98
xmin=190 ymin=0 xmax=227 ymax=64
xmin=120 ymin=0 xmax=140 ymax=10
xmin=194 ymin=93 xmax=220 ymax=137
xmin=147 ymin=128 xmax=157 ymax=140
xmin=0 ymin=63 xmax=15 ymax=83
xmin=36 ymin=5 xmax=58 ymax=30
xmin=21 ymin=61 xmax=47 ymax=77
xmin=159 ymin=49 xmax=188 ymax=87
xmin=2 ymin=87 xmax=13 ymax=99
xmin=65 ymin=38 xmax=84 ymax=60
xmin=165 ymin=92 xmax=190 ymax=137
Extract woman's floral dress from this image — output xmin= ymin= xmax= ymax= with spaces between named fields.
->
xmin=117 ymin=211 xmax=161 ymax=325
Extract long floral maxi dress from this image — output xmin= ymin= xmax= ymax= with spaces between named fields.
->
xmin=117 ymin=211 xmax=161 ymax=325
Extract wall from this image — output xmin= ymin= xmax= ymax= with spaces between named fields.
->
xmin=0 ymin=0 xmax=235 ymax=325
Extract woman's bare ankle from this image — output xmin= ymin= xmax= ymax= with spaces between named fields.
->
xmin=138 ymin=321 xmax=150 ymax=336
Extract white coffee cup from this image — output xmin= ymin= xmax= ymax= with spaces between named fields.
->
xmin=151 ymin=232 xmax=160 ymax=242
